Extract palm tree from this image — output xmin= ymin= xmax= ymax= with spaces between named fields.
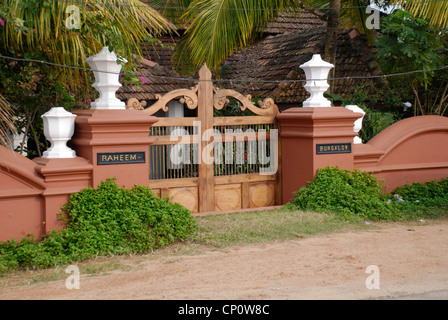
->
xmin=0 ymin=0 xmax=176 ymax=90
xmin=0 ymin=0 xmax=176 ymax=147
xmin=147 ymin=0 xmax=448 ymax=74
xmin=325 ymin=0 xmax=341 ymax=79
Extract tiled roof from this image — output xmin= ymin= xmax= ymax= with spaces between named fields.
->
xmin=118 ymin=7 xmax=381 ymax=105
xmin=139 ymin=35 xmax=194 ymax=74
xmin=219 ymin=26 xmax=383 ymax=106
xmin=116 ymin=57 xmax=194 ymax=102
xmin=262 ymin=10 xmax=326 ymax=34
xmin=137 ymin=10 xmax=326 ymax=72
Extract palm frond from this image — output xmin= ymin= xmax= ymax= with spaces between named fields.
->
xmin=0 ymin=94 xmax=16 ymax=148
xmin=394 ymin=0 xmax=448 ymax=30
xmin=145 ymin=0 xmax=192 ymax=26
xmin=172 ymin=0 xmax=300 ymax=74
xmin=303 ymin=0 xmax=375 ymax=44
xmin=0 ymin=0 xmax=176 ymax=91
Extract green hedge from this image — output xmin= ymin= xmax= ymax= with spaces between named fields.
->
xmin=0 ymin=179 xmax=196 ymax=273
xmin=287 ymin=166 xmax=448 ymax=220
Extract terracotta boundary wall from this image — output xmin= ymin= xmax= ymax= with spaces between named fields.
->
xmin=277 ymin=107 xmax=362 ymax=203
xmin=353 ymin=115 xmax=448 ymax=192
xmin=277 ymin=111 xmax=448 ymax=203
xmin=0 ymin=146 xmax=93 ymax=241
xmin=2 ymin=110 xmax=448 ymax=242
xmin=0 ymin=147 xmax=46 ymax=241
xmin=0 ymin=109 xmax=157 ymax=242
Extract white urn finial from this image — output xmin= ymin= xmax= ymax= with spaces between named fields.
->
xmin=85 ymin=47 xmax=127 ymax=110
xmin=300 ymin=54 xmax=334 ymax=107
xmin=42 ymin=107 xmax=77 ymax=158
xmin=345 ymin=105 xmax=366 ymax=144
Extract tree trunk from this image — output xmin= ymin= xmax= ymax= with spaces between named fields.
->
xmin=325 ymin=0 xmax=340 ymax=92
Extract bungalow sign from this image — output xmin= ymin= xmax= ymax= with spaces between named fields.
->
xmin=316 ymin=143 xmax=352 ymax=155
xmin=97 ymin=152 xmax=145 ymax=165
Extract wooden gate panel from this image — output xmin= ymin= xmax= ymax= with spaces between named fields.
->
xmin=249 ymin=181 xmax=276 ymax=208
xmin=128 ymin=64 xmax=280 ymax=213
xmin=165 ymin=186 xmax=199 ymax=213
xmin=214 ymin=183 xmax=242 ymax=211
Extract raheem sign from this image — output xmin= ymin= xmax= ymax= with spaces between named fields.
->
xmin=97 ymin=152 xmax=145 ymax=165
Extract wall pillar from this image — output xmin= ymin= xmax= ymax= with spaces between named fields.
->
xmin=70 ymin=109 xmax=158 ymax=188
xmin=69 ymin=47 xmax=159 ymax=188
xmin=277 ymin=107 xmax=363 ymax=204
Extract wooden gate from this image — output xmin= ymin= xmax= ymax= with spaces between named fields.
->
xmin=129 ymin=64 xmax=280 ymax=213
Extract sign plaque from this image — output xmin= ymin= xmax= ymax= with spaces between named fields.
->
xmin=316 ymin=143 xmax=351 ymax=155
xmin=97 ymin=151 xmax=145 ymax=165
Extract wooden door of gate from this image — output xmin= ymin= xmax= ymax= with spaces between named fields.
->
xmin=131 ymin=64 xmax=280 ymax=213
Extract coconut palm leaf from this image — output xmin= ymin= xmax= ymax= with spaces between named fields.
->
xmin=172 ymin=0 xmax=300 ymax=74
xmin=0 ymin=94 xmax=15 ymax=148
xmin=0 ymin=0 xmax=176 ymax=91
xmin=302 ymin=0 xmax=374 ymax=43
xmin=173 ymin=0 xmax=378 ymax=74
xmin=393 ymin=0 xmax=448 ymax=30
xmin=145 ymin=0 xmax=193 ymax=26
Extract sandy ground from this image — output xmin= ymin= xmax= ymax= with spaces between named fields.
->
xmin=1 ymin=220 xmax=448 ymax=300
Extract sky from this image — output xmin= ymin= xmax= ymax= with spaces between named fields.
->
xmin=369 ymin=0 xmax=401 ymax=14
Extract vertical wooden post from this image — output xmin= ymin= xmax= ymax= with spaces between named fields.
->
xmin=274 ymin=116 xmax=282 ymax=207
xmin=197 ymin=64 xmax=215 ymax=212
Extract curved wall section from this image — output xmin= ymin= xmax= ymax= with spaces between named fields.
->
xmin=354 ymin=116 xmax=448 ymax=192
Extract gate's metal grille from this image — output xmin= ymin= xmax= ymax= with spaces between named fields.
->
xmin=213 ymin=123 xmax=274 ymax=176
xmin=149 ymin=125 xmax=199 ymax=180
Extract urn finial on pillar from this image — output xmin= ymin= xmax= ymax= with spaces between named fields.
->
xmin=345 ymin=105 xmax=366 ymax=144
xmin=300 ymin=54 xmax=334 ymax=107
xmin=42 ymin=107 xmax=77 ymax=158
xmin=85 ymin=47 xmax=127 ymax=110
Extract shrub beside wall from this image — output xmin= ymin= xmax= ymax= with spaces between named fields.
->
xmin=287 ymin=166 xmax=448 ymax=221
xmin=0 ymin=179 xmax=197 ymax=273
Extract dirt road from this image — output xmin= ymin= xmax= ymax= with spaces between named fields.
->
xmin=1 ymin=220 xmax=448 ymax=300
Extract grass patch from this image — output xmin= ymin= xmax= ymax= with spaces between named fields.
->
xmin=189 ymin=208 xmax=369 ymax=248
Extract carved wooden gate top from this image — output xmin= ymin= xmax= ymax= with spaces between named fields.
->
xmin=127 ymin=64 xmax=277 ymax=117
